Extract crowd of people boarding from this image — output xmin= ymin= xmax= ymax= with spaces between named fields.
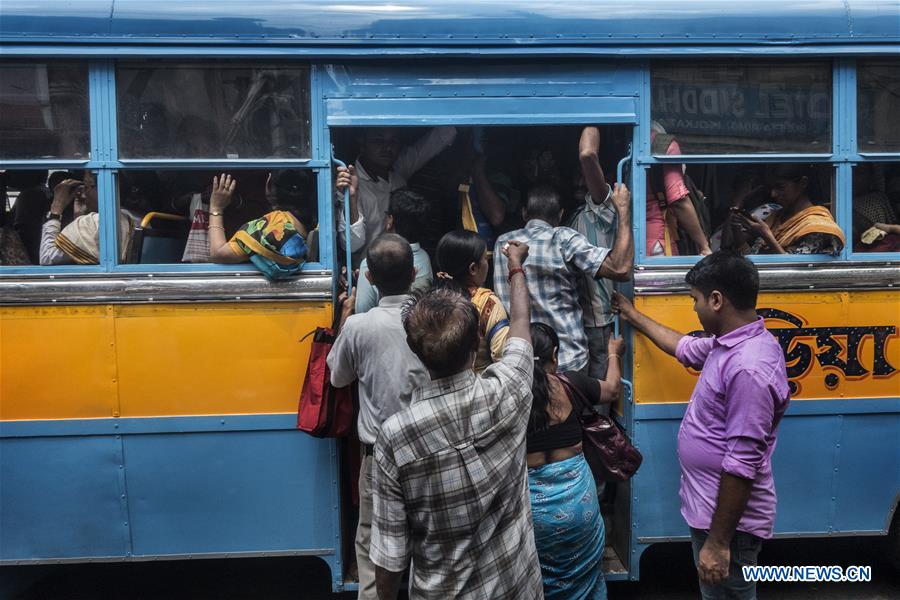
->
xmin=325 ymin=126 xmax=792 ymax=600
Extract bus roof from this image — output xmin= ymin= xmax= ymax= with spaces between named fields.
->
xmin=2 ymin=0 xmax=898 ymax=50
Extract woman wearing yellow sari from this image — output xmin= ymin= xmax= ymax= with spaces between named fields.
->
xmin=734 ymin=165 xmax=845 ymax=255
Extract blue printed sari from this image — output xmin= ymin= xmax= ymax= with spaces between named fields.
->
xmin=528 ymin=453 xmax=606 ymax=600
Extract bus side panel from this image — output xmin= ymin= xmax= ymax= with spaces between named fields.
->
xmin=631 ymin=418 xmax=683 ymax=541
xmin=0 ymin=435 xmax=131 ymax=560
xmin=0 ymin=306 xmax=118 ymax=420
xmin=631 ymin=411 xmax=899 ymax=542
xmin=630 ymin=289 xmax=900 ymax=543
xmin=833 ymin=413 xmax=900 ymax=533
xmin=113 ymin=302 xmax=331 ymax=418
xmin=123 ymin=428 xmax=338 ymax=557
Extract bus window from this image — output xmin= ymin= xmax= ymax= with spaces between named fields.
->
xmin=858 ymin=59 xmax=900 ymax=153
xmin=0 ymin=62 xmax=89 ymax=160
xmin=646 ymin=162 xmax=839 ymax=257
xmin=853 ymin=163 xmax=900 ymax=253
xmin=118 ymin=169 xmax=319 ymax=265
xmin=2 ymin=168 xmax=113 ymax=266
xmin=116 ymin=63 xmax=311 ymax=159
xmin=651 ymin=62 xmax=832 ymax=154
xmin=329 ymin=124 xmax=632 ymax=268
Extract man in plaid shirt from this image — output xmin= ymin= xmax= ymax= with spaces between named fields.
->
xmin=371 ymin=241 xmax=542 ymax=600
xmin=494 ymin=146 xmax=633 ymax=373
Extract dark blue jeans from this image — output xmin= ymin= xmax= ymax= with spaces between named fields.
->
xmin=690 ymin=527 xmax=763 ymax=600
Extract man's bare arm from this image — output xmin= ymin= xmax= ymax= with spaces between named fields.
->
xmin=697 ymin=473 xmax=753 ymax=585
xmin=501 ymin=241 xmax=531 ymax=344
xmin=612 ymin=292 xmax=682 ymax=357
xmin=579 ymin=126 xmax=608 ymax=203
xmin=596 ymin=183 xmax=633 ymax=282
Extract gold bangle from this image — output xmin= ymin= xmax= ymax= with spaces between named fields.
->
xmin=209 ymin=211 xmax=224 ymax=217
xmin=208 ymin=225 xmax=225 ymax=230
xmin=609 ymin=354 xmax=621 ymax=359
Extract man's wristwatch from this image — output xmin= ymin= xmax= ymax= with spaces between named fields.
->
xmin=44 ymin=211 xmax=62 ymax=222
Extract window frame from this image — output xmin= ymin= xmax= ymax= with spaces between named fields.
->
xmin=638 ymin=58 xmax=899 ymax=266
xmin=0 ymin=59 xmax=331 ymax=276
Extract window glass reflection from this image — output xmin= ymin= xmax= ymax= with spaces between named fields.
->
xmin=0 ymin=62 xmax=89 ymax=160
xmin=651 ymin=62 xmax=832 ymax=154
xmin=116 ymin=64 xmax=311 ymax=159
xmin=858 ymin=60 xmax=900 ymax=153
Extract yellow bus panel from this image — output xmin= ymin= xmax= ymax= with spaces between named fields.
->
xmin=1 ymin=302 xmax=332 ymax=421
xmin=634 ymin=290 xmax=899 ymax=404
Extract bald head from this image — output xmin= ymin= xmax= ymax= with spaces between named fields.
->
xmin=367 ymin=233 xmax=415 ymax=296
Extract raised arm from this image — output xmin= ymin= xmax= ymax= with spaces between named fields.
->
xmin=579 ymin=126 xmax=609 ymax=203
xmin=501 ymin=240 xmax=530 ymax=344
xmin=471 ymin=155 xmax=506 ymax=227
xmin=207 ymin=174 xmax=246 ymax=264
xmin=612 ymin=291 xmax=682 ymax=357
xmin=596 ymin=183 xmax=634 ymax=282
xmin=393 ymin=126 xmax=457 ymax=180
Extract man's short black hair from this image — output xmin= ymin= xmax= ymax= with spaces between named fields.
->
xmin=402 ymin=287 xmax=479 ymax=377
xmin=685 ymin=250 xmax=759 ymax=311
xmin=367 ymin=233 xmax=414 ymax=296
xmin=387 ymin=188 xmax=429 ymax=244
xmin=524 ymin=184 xmax=561 ymax=224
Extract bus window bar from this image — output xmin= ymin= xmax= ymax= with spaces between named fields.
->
xmin=638 ymin=154 xmax=835 ymax=164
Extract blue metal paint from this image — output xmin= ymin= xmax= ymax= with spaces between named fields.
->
xmin=2 ymin=1 xmax=898 ymax=47
xmin=0 ymin=435 xmax=132 ymax=560
xmin=2 ymin=45 xmax=899 ymax=59
xmin=122 ymin=431 xmax=337 ymax=557
xmin=0 ymin=422 xmax=341 ymax=566
xmin=0 ymin=414 xmax=300 ymax=438
xmin=629 ymin=411 xmax=900 ymax=545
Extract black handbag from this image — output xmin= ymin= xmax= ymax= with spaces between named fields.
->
xmin=557 ymin=373 xmax=642 ymax=482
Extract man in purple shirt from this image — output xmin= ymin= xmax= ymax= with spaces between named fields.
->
xmin=614 ymin=251 xmax=790 ymax=599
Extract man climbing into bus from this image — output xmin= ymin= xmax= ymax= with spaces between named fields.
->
xmin=567 ymin=126 xmax=620 ymax=382
xmin=354 ymin=188 xmax=433 ymax=314
xmin=613 ymin=251 xmax=790 ymax=600
xmin=370 ymin=241 xmax=544 ymax=600
xmin=334 ymin=126 xmax=457 ymax=267
xmin=493 ymin=167 xmax=633 ymax=374
xmin=326 ymin=233 xmax=430 ymax=600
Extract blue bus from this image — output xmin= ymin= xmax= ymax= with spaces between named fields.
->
xmin=1 ymin=0 xmax=898 ymax=592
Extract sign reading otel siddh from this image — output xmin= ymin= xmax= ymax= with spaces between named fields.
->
xmin=652 ymin=73 xmax=832 ymax=153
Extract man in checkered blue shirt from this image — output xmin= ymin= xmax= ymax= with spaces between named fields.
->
xmin=370 ymin=241 xmax=541 ymax=600
xmin=494 ymin=128 xmax=633 ymax=373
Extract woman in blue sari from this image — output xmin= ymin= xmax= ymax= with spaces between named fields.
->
xmin=526 ymin=322 xmax=625 ymax=600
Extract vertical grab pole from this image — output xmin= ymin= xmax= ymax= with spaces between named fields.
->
xmin=331 ymin=150 xmax=353 ymax=296
xmin=614 ymin=142 xmax=633 ymax=338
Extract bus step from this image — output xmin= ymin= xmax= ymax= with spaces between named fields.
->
xmin=602 ymin=544 xmax=627 ymax=576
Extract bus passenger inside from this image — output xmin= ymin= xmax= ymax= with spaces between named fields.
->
xmin=207 ymin=171 xmax=315 ymax=279
xmin=40 ymin=171 xmax=136 ymax=265
xmin=648 ymin=123 xmax=712 ymax=257
xmin=334 ymin=126 xmax=457 ymax=266
xmin=7 ymin=169 xmax=50 ymax=265
xmin=731 ymin=164 xmax=845 ymax=255
xmin=853 ymin=163 xmax=900 ymax=253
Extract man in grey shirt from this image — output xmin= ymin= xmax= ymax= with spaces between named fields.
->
xmin=326 ymin=233 xmax=429 ymax=599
